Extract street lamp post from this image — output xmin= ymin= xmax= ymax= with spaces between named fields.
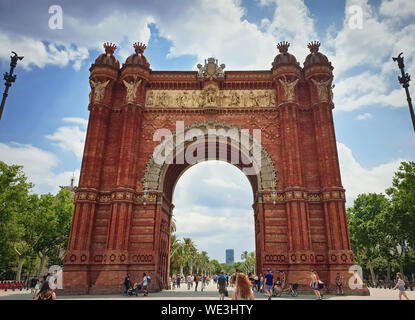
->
xmin=0 ymin=51 xmax=24 ymax=121
xmin=392 ymin=53 xmax=415 ymax=133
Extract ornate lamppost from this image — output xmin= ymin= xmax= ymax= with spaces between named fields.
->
xmin=392 ymin=53 xmax=415 ymax=133
xmin=0 ymin=51 xmax=24 ymax=121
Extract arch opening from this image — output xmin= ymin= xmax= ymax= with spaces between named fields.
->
xmin=170 ymin=160 xmax=256 ymax=279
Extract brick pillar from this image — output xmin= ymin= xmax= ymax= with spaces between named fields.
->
xmin=63 ymin=73 xmax=115 ymax=293
xmin=308 ymin=75 xmax=368 ymax=294
xmin=278 ymin=86 xmax=315 ymax=268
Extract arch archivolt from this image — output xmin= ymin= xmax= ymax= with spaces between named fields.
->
xmin=141 ymin=120 xmax=278 ymax=197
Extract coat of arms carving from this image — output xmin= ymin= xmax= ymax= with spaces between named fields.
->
xmin=197 ymin=57 xmax=225 ymax=80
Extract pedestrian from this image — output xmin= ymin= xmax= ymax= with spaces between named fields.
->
xmin=30 ymin=277 xmax=37 ymax=295
xmin=172 ymin=274 xmax=176 ymax=290
xmin=310 ymin=270 xmax=322 ymax=300
xmin=187 ymin=274 xmax=192 ymax=290
xmin=232 ymin=273 xmax=254 ymax=300
xmin=34 ymin=279 xmax=41 ymax=298
xmin=34 ymin=281 xmax=56 ymax=300
xmin=201 ymin=275 xmax=207 ymax=292
xmin=123 ymin=274 xmax=130 ymax=296
xmin=217 ymin=271 xmax=227 ymax=300
xmin=177 ymin=274 xmax=181 ymax=288
xmin=393 ymin=273 xmax=409 ymax=300
xmin=264 ymin=270 xmax=273 ymax=300
xmin=335 ymin=273 xmax=343 ymax=295
xmin=194 ymin=274 xmax=200 ymax=291
xmin=254 ymin=274 xmax=260 ymax=292
xmin=142 ymin=273 xmax=150 ymax=297
xmin=260 ymin=274 xmax=264 ymax=293
xmin=248 ymin=273 xmax=254 ymax=291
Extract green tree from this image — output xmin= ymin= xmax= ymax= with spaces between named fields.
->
xmin=0 ymin=162 xmax=33 ymax=276
xmin=347 ymin=193 xmax=391 ymax=284
xmin=386 ymin=161 xmax=415 ymax=248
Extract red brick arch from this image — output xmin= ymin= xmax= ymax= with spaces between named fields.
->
xmin=61 ymin=42 xmax=368 ymax=295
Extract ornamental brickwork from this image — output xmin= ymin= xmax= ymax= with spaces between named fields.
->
xmin=61 ymin=41 xmax=368 ymax=295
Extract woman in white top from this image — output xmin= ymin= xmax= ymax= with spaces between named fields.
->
xmin=232 ymin=273 xmax=254 ymax=300
xmin=393 ymin=273 xmax=409 ymax=300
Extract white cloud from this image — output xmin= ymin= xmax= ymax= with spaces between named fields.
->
xmin=173 ymin=161 xmax=255 ymax=262
xmin=0 ymin=33 xmax=89 ymax=71
xmin=45 ymin=118 xmax=87 ymax=159
xmin=0 ymin=142 xmax=80 ymax=194
xmin=337 ymin=142 xmax=404 ymax=205
xmin=328 ymin=0 xmax=415 ymax=111
xmin=355 ymin=112 xmax=372 ymax=120
xmin=62 ymin=117 xmax=88 ymax=127
xmin=379 ymin=0 xmax=415 ymax=20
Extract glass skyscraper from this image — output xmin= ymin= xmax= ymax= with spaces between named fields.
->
xmin=225 ymin=249 xmax=234 ymax=264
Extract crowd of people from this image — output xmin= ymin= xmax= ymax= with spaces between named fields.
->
xmin=1 ymin=273 xmax=58 ymax=300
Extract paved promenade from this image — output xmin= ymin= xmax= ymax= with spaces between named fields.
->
xmin=1 ymin=281 xmax=414 ymax=300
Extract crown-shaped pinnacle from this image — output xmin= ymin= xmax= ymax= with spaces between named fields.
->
xmin=277 ymin=41 xmax=290 ymax=54
xmin=307 ymin=41 xmax=320 ymax=53
xmin=103 ymin=42 xmax=117 ymax=55
xmin=133 ymin=42 xmax=147 ymax=54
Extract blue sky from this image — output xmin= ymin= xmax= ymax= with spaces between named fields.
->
xmin=0 ymin=0 xmax=414 ymax=262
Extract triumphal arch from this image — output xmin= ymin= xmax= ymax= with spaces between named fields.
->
xmin=62 ymin=41 xmax=367 ymax=294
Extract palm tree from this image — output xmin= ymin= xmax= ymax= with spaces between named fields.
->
xmin=200 ymin=251 xmax=209 ymax=275
xmin=183 ymin=237 xmax=197 ymax=275
xmin=170 ymin=234 xmax=182 ymax=274
xmin=241 ymin=250 xmax=249 ymax=261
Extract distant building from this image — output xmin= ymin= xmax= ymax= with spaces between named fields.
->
xmin=226 ymin=249 xmax=234 ymax=264
xmin=59 ymin=176 xmax=76 ymax=199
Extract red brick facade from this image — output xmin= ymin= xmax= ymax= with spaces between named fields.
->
xmin=62 ymin=41 xmax=368 ymax=295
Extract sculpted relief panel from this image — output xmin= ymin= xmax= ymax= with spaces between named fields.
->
xmin=145 ymin=89 xmax=276 ymax=108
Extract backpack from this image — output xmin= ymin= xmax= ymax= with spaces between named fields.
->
xmin=218 ymin=276 xmax=226 ymax=287
xmin=147 ymin=276 xmax=151 ymax=284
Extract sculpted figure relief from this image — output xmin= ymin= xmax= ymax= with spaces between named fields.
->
xmin=278 ymin=76 xmax=299 ymax=102
xmin=145 ymin=89 xmax=276 ymax=108
xmin=311 ymin=78 xmax=333 ymax=102
xmin=89 ymin=79 xmax=110 ymax=103
xmin=122 ymin=76 xmax=142 ymax=103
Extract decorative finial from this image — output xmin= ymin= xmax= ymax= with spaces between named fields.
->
xmin=133 ymin=42 xmax=147 ymax=54
xmin=277 ymin=41 xmax=290 ymax=54
xmin=307 ymin=41 xmax=320 ymax=54
xmin=103 ymin=42 xmax=117 ymax=55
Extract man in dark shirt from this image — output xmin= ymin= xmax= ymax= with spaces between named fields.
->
xmin=217 ymin=271 xmax=227 ymax=300
xmin=123 ymin=274 xmax=130 ymax=296
xmin=264 ymin=269 xmax=274 ymax=300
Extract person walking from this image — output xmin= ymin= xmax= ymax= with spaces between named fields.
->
xmin=172 ymin=274 xmax=176 ymax=290
xmin=194 ymin=274 xmax=200 ymax=291
xmin=217 ymin=271 xmax=227 ymax=300
xmin=335 ymin=273 xmax=343 ymax=295
xmin=310 ymin=270 xmax=322 ymax=300
xmin=232 ymin=273 xmax=254 ymax=300
xmin=177 ymin=274 xmax=181 ymax=288
xmin=201 ymin=275 xmax=207 ymax=292
xmin=142 ymin=273 xmax=149 ymax=297
xmin=264 ymin=269 xmax=273 ymax=300
xmin=30 ymin=277 xmax=37 ymax=295
xmin=33 ymin=279 xmax=41 ymax=298
xmin=123 ymin=274 xmax=130 ymax=296
xmin=187 ymin=274 xmax=192 ymax=290
xmin=34 ymin=281 xmax=56 ymax=300
xmin=254 ymin=274 xmax=260 ymax=292
xmin=393 ymin=273 xmax=409 ymax=300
